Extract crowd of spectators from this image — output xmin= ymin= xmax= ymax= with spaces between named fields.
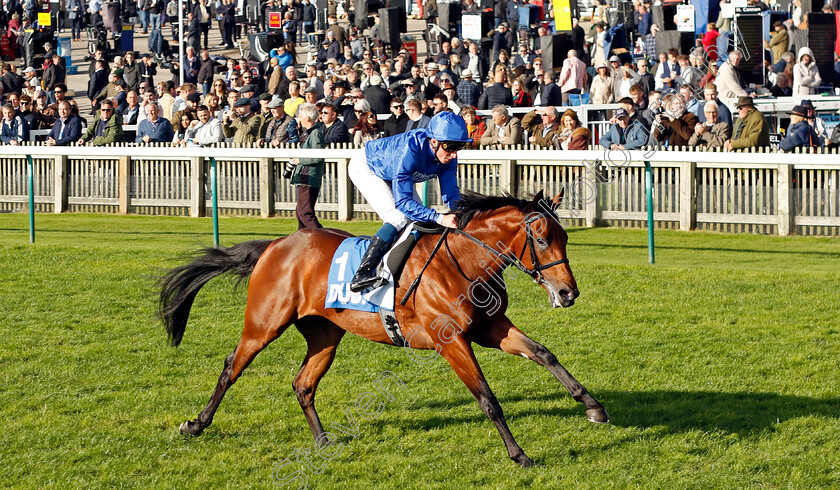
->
xmin=2 ymin=0 xmax=839 ymax=152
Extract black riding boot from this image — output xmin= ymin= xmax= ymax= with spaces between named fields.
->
xmin=350 ymin=237 xmax=390 ymax=292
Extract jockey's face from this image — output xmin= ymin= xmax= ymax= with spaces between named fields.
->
xmin=431 ymin=138 xmax=459 ymax=165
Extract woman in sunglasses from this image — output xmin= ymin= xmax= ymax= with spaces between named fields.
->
xmin=347 ymin=111 xmax=472 ymax=292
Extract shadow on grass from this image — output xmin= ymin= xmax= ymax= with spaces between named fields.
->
xmin=395 ymin=390 xmax=840 ymax=438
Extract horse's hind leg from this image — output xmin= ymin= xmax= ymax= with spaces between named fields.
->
xmin=180 ymin=315 xmax=294 ymax=436
xmin=473 ymin=315 xmax=610 ymax=424
xmin=438 ymin=336 xmax=534 ymax=467
xmin=292 ymin=318 xmax=346 ymax=441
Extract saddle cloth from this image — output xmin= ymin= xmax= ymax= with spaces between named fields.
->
xmin=324 ymin=225 xmax=419 ymax=313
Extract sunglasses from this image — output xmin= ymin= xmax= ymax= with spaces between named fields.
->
xmin=440 ymin=141 xmax=467 ymax=152
xmin=321 ymin=110 xmax=331 ymax=115
xmin=100 ymin=108 xmax=113 ymax=112
xmin=391 ymin=105 xmax=403 ymax=109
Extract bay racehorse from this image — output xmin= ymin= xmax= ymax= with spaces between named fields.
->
xmin=158 ymin=190 xmax=609 ymax=467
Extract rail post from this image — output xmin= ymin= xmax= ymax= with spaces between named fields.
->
xmin=210 ymin=157 xmax=220 ymax=248
xmin=26 ymin=155 xmax=35 ymax=243
xmin=644 ymin=161 xmax=655 ymax=264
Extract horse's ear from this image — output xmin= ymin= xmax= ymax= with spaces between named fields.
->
xmin=550 ymin=189 xmax=565 ymax=209
xmin=532 ymin=189 xmax=545 ymax=203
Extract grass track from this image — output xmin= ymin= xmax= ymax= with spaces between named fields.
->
xmin=1 ymin=213 xmax=839 ymax=488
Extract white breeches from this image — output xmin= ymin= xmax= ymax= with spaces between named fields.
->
xmin=348 ymin=149 xmax=420 ymax=229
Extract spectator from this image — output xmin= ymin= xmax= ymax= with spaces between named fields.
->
xmin=78 ymin=100 xmax=125 ymax=146
xmin=801 ymin=100 xmax=827 ymax=141
xmin=461 ymin=42 xmax=490 ymax=83
xmin=1 ymin=104 xmax=28 ymax=145
xmin=223 ymin=98 xmax=261 ymax=145
xmin=122 ymin=52 xmax=140 ymax=93
xmin=522 ymin=106 xmax=563 ymax=148
xmin=793 ymin=47 xmax=821 ymax=95
xmin=320 ymin=104 xmax=350 ymax=145
xmin=590 ymin=63 xmax=613 ymax=104
xmin=194 ymin=0 xmax=212 ymax=50
xmin=490 ymin=49 xmax=512 ymax=76
xmin=88 ymin=60 xmax=109 ymax=103
xmin=171 ymin=92 xmax=201 ymax=133
xmin=197 ymin=50 xmax=215 ymax=95
xmin=492 ymin=22 xmax=510 ymax=61
xmin=702 ymin=23 xmax=719 ymax=61
xmin=157 ymin=81 xmax=176 ymax=119
xmin=766 ymin=21 xmax=788 ymax=65
xmin=353 ymin=111 xmax=381 ymax=147
xmin=780 ymin=105 xmax=820 ymax=151
xmin=122 ymin=91 xmax=141 ymax=124
xmin=261 ymin=99 xmax=299 ymax=147
xmin=460 ymin=105 xmax=486 ymax=148
xmin=770 ymin=73 xmax=793 ymax=97
xmin=431 ymin=93 xmax=450 ymax=115
xmin=137 ymin=89 xmax=162 ymax=124
xmin=695 ymin=83 xmax=733 ymax=127
xmin=725 ymin=97 xmax=770 ymax=151
xmin=1 ymin=63 xmax=24 ymax=95
xmin=182 ymin=105 xmax=224 ymax=146
xmin=638 ymin=3 xmax=652 ymax=36
xmin=18 ymin=94 xmax=44 ymax=130
xmin=554 ymin=109 xmax=591 ymax=150
xmin=513 ymin=44 xmax=535 ymax=71
xmin=455 ymin=69 xmax=480 ymax=108
xmin=289 ymin=103 xmax=325 ymax=229
xmin=383 ymin=97 xmax=408 ymax=137
xmin=511 ymin=78 xmax=532 ymax=108
xmin=676 ymin=54 xmax=704 ymax=92
xmin=342 ymin=92 xmax=367 ymax=128
xmin=139 ymin=54 xmax=157 ymax=89
xmin=172 ymin=83 xmax=197 ymax=115
xmin=558 ymin=49 xmax=587 ymax=106
xmin=266 ymin=58 xmax=284 ymax=97
xmin=479 ymin=66 xmax=514 ymax=110
xmin=46 ymin=101 xmax=83 ymax=146
xmin=480 ymin=105 xmax=523 ymax=146
xmin=404 ymin=98 xmax=431 ymax=131
xmin=284 ymin=81 xmax=304 ymax=117
xmin=441 ymin=82 xmax=463 ymax=113
xmin=716 ymin=50 xmax=749 ymax=99
xmin=599 ymin=108 xmax=647 ymax=151
xmin=635 ymin=59 xmax=654 ymax=96
xmin=303 ymin=86 xmax=318 ymax=105
xmin=137 ymin=103 xmax=175 ymax=143
xmin=653 ymin=93 xmax=700 ymax=147
xmin=364 ymin=75 xmax=391 ymax=114
xmin=688 ymin=101 xmax=731 ymax=150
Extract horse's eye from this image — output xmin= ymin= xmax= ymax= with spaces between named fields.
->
xmin=536 ymin=237 xmax=548 ymax=249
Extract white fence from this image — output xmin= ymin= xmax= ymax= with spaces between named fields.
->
xmin=1 ymin=145 xmax=839 ymax=236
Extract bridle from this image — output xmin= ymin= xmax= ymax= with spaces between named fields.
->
xmin=449 ymin=212 xmax=569 ymax=284
xmin=400 ymin=211 xmax=570 ymax=306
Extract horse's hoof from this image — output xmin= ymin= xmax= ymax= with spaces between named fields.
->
xmin=586 ymin=407 xmax=611 ymax=424
xmin=179 ymin=420 xmax=203 ymax=436
xmin=512 ymin=453 xmax=534 ymax=467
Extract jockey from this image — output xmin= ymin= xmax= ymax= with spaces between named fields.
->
xmin=348 ymin=111 xmax=472 ymax=292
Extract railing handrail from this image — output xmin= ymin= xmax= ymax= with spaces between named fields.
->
xmin=3 ymin=145 xmax=839 ymax=166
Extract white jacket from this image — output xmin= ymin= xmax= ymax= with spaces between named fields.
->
xmin=186 ymin=118 xmax=224 ymax=146
xmin=715 ymin=62 xmax=748 ymax=99
xmin=793 ymin=47 xmax=821 ymax=96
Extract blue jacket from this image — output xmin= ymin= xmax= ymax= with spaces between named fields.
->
xmin=638 ymin=11 xmax=652 ymax=36
xmin=780 ymin=120 xmax=820 ymax=151
xmin=599 ymin=119 xmax=648 ymax=150
xmin=1 ymin=115 xmax=29 ymax=143
xmin=48 ymin=116 xmax=83 ymax=145
xmin=364 ymin=129 xmax=460 ymax=223
xmin=136 ymin=117 xmax=174 ymax=143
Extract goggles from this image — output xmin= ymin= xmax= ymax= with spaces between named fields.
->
xmin=439 ymin=140 xmax=468 ymax=152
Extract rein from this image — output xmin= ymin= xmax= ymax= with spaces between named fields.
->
xmin=399 ymin=213 xmax=570 ymax=305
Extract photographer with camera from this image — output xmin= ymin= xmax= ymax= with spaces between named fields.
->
xmin=652 ymin=92 xmax=699 ymax=148
xmin=286 ymin=103 xmax=325 ymax=230
xmin=222 ymin=97 xmax=261 ymax=145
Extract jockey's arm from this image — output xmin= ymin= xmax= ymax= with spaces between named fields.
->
xmin=438 ymin=161 xmax=461 ymax=211
xmin=393 ymin=172 xmax=444 ymax=224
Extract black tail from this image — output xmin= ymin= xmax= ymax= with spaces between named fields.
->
xmin=158 ymin=240 xmax=274 ymax=346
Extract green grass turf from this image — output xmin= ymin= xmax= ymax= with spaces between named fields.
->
xmin=1 ymin=213 xmax=839 ymax=488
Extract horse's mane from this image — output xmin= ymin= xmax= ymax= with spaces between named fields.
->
xmin=453 ymin=191 xmax=535 ymax=229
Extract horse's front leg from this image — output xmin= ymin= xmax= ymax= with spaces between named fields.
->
xmin=473 ymin=315 xmax=609 ymax=424
xmin=436 ymin=334 xmax=534 ymax=467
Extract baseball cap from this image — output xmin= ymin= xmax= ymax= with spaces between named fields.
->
xmin=615 ymin=108 xmax=630 ymax=118
xmin=186 ymin=92 xmax=201 ymax=103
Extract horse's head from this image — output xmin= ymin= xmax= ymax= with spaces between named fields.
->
xmin=454 ymin=190 xmax=579 ymax=308
xmin=517 ymin=190 xmax=579 ymax=308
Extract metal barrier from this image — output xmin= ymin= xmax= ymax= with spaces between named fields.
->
xmin=2 ymin=144 xmax=838 ymax=236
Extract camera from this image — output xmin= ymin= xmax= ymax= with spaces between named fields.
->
xmin=283 ymin=161 xmax=296 ymax=179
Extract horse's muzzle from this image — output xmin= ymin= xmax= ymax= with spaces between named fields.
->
xmin=547 ymin=285 xmax=579 ymax=308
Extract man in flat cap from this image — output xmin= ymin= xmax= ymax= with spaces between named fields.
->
xmin=725 ymin=96 xmax=770 ymax=151
xmin=223 ymin=97 xmax=262 ymax=145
